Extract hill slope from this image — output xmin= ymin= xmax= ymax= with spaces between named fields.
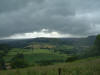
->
xmin=0 ymin=57 xmax=100 ymax=75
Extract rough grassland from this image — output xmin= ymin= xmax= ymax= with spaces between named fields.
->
xmin=0 ymin=57 xmax=100 ymax=75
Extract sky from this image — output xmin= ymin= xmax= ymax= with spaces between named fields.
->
xmin=0 ymin=0 xmax=100 ymax=39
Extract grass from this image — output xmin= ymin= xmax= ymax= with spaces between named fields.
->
xmin=4 ymin=48 xmax=67 ymax=64
xmin=0 ymin=56 xmax=100 ymax=75
xmin=24 ymin=53 xmax=66 ymax=65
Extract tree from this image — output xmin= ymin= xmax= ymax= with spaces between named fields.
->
xmin=0 ymin=44 xmax=11 ymax=70
xmin=88 ymin=34 xmax=100 ymax=56
xmin=93 ymin=34 xmax=100 ymax=56
xmin=0 ymin=56 xmax=6 ymax=70
xmin=65 ymin=56 xmax=78 ymax=62
xmin=95 ymin=35 xmax=100 ymax=50
xmin=0 ymin=44 xmax=11 ymax=56
xmin=11 ymin=53 xmax=28 ymax=68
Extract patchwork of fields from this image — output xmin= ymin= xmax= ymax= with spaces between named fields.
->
xmin=4 ymin=48 xmax=68 ymax=65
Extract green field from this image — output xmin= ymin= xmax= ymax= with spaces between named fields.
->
xmin=4 ymin=48 xmax=68 ymax=65
xmin=0 ymin=57 xmax=100 ymax=75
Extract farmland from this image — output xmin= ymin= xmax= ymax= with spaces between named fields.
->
xmin=3 ymin=48 xmax=68 ymax=65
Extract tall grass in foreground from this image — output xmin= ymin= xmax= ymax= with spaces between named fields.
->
xmin=0 ymin=57 xmax=100 ymax=75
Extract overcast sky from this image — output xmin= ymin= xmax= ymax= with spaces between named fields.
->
xmin=0 ymin=0 xmax=100 ymax=39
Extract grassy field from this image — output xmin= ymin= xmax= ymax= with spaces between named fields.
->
xmin=4 ymin=48 xmax=67 ymax=65
xmin=0 ymin=57 xmax=100 ymax=75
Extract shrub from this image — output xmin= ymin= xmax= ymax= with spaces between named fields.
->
xmin=66 ymin=56 xmax=78 ymax=62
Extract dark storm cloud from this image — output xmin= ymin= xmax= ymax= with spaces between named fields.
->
xmin=0 ymin=0 xmax=100 ymax=38
xmin=0 ymin=0 xmax=44 ymax=12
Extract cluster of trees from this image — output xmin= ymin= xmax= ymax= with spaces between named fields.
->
xmin=0 ymin=44 xmax=11 ymax=70
xmin=11 ymin=53 xmax=28 ymax=68
xmin=89 ymin=35 xmax=100 ymax=56
xmin=66 ymin=34 xmax=100 ymax=62
xmin=82 ymin=34 xmax=100 ymax=58
xmin=0 ymin=44 xmax=28 ymax=70
xmin=94 ymin=35 xmax=100 ymax=55
xmin=0 ymin=55 xmax=6 ymax=70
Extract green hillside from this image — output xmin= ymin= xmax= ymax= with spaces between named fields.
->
xmin=0 ymin=56 xmax=100 ymax=75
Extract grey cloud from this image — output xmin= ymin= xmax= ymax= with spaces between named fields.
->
xmin=0 ymin=0 xmax=100 ymax=38
xmin=0 ymin=0 xmax=44 ymax=13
